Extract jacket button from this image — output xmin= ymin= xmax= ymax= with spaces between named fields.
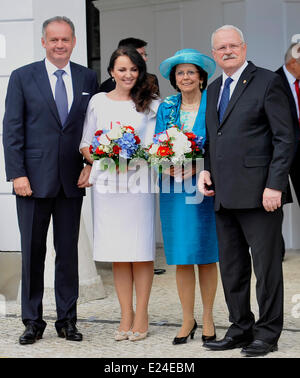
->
xmin=217 ymin=131 xmax=222 ymax=136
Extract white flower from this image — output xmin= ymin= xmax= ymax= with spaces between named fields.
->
xmin=158 ymin=133 xmax=168 ymax=142
xmin=99 ymin=134 xmax=111 ymax=145
xmin=149 ymin=144 xmax=159 ymax=155
xmin=107 ymin=125 xmax=123 ymax=140
xmin=167 ymin=127 xmax=180 ymax=137
xmin=172 ymin=135 xmax=191 ymax=156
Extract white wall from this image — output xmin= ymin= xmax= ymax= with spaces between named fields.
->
xmin=96 ymin=0 xmax=300 ymax=249
xmin=0 ymin=0 xmax=92 ymax=251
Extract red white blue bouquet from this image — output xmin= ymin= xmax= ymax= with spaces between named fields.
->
xmin=89 ymin=122 xmax=147 ymax=172
xmin=147 ymin=125 xmax=204 ymax=173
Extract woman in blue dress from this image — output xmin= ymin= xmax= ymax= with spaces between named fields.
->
xmin=155 ymin=49 xmax=219 ymax=345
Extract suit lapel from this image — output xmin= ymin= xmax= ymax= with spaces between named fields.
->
xmin=277 ymin=67 xmax=299 ymax=123
xmin=32 ymin=60 xmax=61 ymax=126
xmin=64 ymin=62 xmax=84 ymax=129
xmin=219 ymin=62 xmax=256 ymax=128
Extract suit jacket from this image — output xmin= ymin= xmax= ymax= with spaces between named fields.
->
xmin=205 ymin=61 xmax=295 ymax=211
xmin=276 ymin=66 xmax=299 ymax=140
xmin=3 ymin=60 xmax=99 ymax=198
xmin=276 ymin=66 xmax=300 ymax=204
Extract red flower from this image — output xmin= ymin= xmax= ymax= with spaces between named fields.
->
xmin=89 ymin=145 xmax=93 ymax=153
xmin=124 ymin=126 xmax=135 ymax=132
xmin=134 ymin=135 xmax=141 ymax=144
xmin=158 ymin=146 xmax=173 ymax=157
xmin=190 ymin=140 xmax=197 ymax=149
xmin=95 ymin=147 xmax=105 ymax=155
xmin=185 ymin=132 xmax=197 ymax=140
xmin=113 ymin=145 xmax=121 ymax=154
xmin=95 ymin=130 xmax=103 ymax=136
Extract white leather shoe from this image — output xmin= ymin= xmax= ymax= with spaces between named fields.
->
xmin=127 ymin=330 xmax=148 ymax=341
xmin=114 ymin=329 xmax=129 ymax=341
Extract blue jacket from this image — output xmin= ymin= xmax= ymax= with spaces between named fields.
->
xmin=155 ymin=91 xmax=207 ymax=141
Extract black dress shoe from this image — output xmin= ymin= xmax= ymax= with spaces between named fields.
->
xmin=203 ymin=335 xmax=251 ymax=351
xmin=154 ymin=268 xmax=166 ymax=275
xmin=19 ymin=323 xmax=44 ymax=345
xmin=172 ymin=320 xmax=198 ymax=345
xmin=57 ymin=320 xmax=83 ymax=342
xmin=241 ymin=339 xmax=278 ymax=357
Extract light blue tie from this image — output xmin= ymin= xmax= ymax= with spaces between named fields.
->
xmin=218 ymin=77 xmax=233 ymax=123
xmin=54 ymin=70 xmax=68 ymax=127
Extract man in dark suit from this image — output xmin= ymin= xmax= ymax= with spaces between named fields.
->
xmin=99 ymin=37 xmax=160 ymax=96
xmin=3 ymin=16 xmax=99 ymax=345
xmin=276 ymin=43 xmax=300 ymax=205
xmin=198 ymin=25 xmax=294 ymax=357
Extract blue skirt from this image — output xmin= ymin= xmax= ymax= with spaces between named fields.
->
xmin=159 ymin=175 xmax=219 ymax=265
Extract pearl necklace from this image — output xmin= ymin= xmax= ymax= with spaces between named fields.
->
xmin=181 ymin=101 xmax=200 ymax=111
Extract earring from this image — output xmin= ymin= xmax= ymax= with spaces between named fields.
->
xmin=200 ymin=82 xmax=203 ymax=90
xmin=112 ymin=77 xmax=115 ymax=82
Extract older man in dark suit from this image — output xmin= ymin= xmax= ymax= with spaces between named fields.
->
xmin=3 ymin=16 xmax=99 ymax=345
xmin=198 ymin=25 xmax=294 ymax=357
xmin=276 ymin=43 xmax=300 ymax=205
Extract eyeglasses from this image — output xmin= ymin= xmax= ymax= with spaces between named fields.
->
xmin=213 ymin=42 xmax=244 ymax=53
xmin=176 ymin=70 xmax=198 ymax=78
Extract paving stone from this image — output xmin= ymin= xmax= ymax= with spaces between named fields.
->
xmin=0 ymin=248 xmax=299 ymax=358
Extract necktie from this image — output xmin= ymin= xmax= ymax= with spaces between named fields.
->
xmin=294 ymin=79 xmax=300 ymax=127
xmin=54 ymin=70 xmax=68 ymax=126
xmin=218 ymin=77 xmax=233 ymax=123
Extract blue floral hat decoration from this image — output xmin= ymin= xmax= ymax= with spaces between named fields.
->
xmin=159 ymin=48 xmax=216 ymax=79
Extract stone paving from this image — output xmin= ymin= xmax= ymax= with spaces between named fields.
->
xmin=0 ymin=248 xmax=299 ymax=359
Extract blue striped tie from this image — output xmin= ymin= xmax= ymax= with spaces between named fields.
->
xmin=218 ymin=77 xmax=233 ymax=123
xmin=54 ymin=70 xmax=68 ymax=127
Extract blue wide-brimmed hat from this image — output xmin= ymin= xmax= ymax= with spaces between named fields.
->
xmin=159 ymin=48 xmax=216 ymax=79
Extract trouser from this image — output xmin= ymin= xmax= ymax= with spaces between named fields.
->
xmin=215 ymin=206 xmax=284 ymax=344
xmin=16 ymin=189 xmax=83 ymax=331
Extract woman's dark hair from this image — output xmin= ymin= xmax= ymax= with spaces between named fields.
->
xmin=107 ymin=47 xmax=158 ymax=112
xmin=169 ymin=64 xmax=208 ymax=93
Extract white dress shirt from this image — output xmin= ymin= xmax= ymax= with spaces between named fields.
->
xmin=217 ymin=60 xmax=249 ymax=109
xmin=44 ymin=58 xmax=74 ymax=112
xmin=283 ymin=64 xmax=300 ymax=119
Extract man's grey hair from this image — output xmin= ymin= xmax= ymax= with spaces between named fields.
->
xmin=285 ymin=43 xmax=300 ymax=63
xmin=211 ymin=25 xmax=245 ymax=49
xmin=42 ymin=16 xmax=75 ymax=38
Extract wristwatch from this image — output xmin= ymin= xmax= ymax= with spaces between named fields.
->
xmin=83 ymin=158 xmax=93 ymax=166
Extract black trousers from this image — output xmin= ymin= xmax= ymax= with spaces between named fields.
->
xmin=289 ymin=142 xmax=300 ymax=205
xmin=215 ymin=206 xmax=284 ymax=344
xmin=16 ymin=189 xmax=83 ymax=331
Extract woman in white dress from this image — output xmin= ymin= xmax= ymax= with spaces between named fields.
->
xmin=80 ymin=47 xmax=160 ymax=341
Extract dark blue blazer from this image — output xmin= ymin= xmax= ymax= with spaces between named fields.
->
xmin=3 ymin=60 xmax=99 ymax=198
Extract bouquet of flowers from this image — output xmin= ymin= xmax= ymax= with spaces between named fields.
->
xmin=147 ymin=125 xmax=205 ymax=180
xmin=89 ymin=122 xmax=147 ymax=172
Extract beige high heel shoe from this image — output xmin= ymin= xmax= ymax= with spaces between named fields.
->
xmin=127 ymin=330 xmax=148 ymax=341
xmin=114 ymin=329 xmax=129 ymax=341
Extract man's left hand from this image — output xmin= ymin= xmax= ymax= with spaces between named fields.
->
xmin=262 ymin=188 xmax=282 ymax=212
xmin=77 ymin=165 xmax=92 ymax=188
